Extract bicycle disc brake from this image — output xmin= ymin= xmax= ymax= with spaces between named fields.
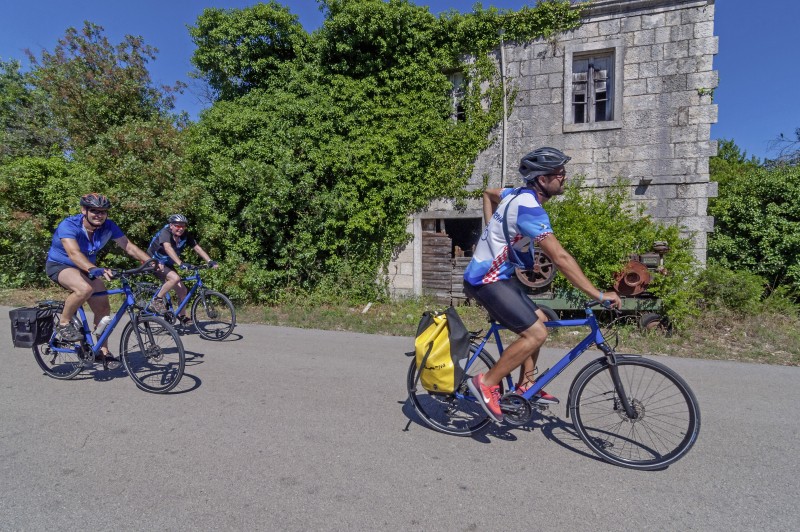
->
xmin=500 ymin=392 xmax=533 ymax=426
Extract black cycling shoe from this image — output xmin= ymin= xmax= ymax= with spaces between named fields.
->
xmin=97 ymin=353 xmax=121 ymax=370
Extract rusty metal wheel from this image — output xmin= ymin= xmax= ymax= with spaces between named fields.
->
xmin=638 ymin=312 xmax=672 ymax=337
xmin=515 ymin=248 xmax=556 ymax=290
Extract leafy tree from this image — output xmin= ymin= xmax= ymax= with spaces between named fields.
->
xmin=708 ymin=139 xmax=800 ymax=296
xmin=186 ymin=0 xmax=582 ymax=302
xmin=0 ymin=23 xmax=192 ymax=285
xmin=189 ymin=1 xmax=308 ymax=100
xmin=25 ymin=21 xmax=184 ymax=150
xmin=0 ymin=59 xmax=62 ymax=161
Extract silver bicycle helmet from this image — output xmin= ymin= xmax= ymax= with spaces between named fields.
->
xmin=80 ymin=193 xmax=112 ymax=209
xmin=168 ymin=214 xmax=188 ymax=224
xmin=519 ymin=147 xmax=571 ymax=180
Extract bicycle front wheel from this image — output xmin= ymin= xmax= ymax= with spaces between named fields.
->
xmin=407 ymin=345 xmax=500 ymax=436
xmin=191 ymin=290 xmax=236 ymax=340
xmin=570 ymin=356 xmax=700 ymax=470
xmin=119 ymin=316 xmax=185 ymax=393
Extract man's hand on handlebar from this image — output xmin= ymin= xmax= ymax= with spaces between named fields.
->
xmin=600 ymin=291 xmax=622 ymax=309
xmin=88 ymin=267 xmax=112 ymax=281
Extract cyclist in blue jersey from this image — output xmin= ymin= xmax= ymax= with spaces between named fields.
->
xmin=146 ymin=214 xmax=218 ymax=324
xmin=463 ymin=147 xmax=622 ymax=422
xmin=45 ymin=193 xmax=154 ymax=361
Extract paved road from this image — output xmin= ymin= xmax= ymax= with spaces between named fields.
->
xmin=1 ymin=306 xmax=799 ymax=531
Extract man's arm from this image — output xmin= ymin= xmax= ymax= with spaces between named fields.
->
xmin=114 ymin=236 xmax=152 ymax=264
xmin=161 ymin=241 xmax=183 ymax=265
xmin=483 ymin=189 xmax=503 ymax=224
xmin=62 ymin=238 xmax=96 ymax=273
xmin=538 ymin=235 xmax=622 ymax=307
xmin=192 ymin=244 xmax=215 ymax=266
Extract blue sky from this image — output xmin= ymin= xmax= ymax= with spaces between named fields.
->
xmin=1 ymin=0 xmax=798 ymax=161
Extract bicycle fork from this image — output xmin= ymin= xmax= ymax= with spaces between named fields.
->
xmin=599 ymin=345 xmax=639 ymax=420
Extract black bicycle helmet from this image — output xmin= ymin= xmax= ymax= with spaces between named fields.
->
xmin=168 ymin=214 xmax=188 ymax=224
xmin=79 ymin=193 xmax=112 ymax=209
xmin=519 ymin=147 xmax=571 ymax=180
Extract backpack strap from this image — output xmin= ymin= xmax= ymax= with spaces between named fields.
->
xmin=502 ymin=189 xmax=527 ymax=267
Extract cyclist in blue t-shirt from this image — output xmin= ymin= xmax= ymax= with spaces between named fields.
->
xmin=146 ymin=214 xmax=218 ymax=325
xmin=463 ymin=147 xmax=622 ymax=422
xmin=46 ymin=193 xmax=154 ymax=362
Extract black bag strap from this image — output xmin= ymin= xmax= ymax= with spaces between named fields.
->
xmin=502 ymin=189 xmax=527 ymax=267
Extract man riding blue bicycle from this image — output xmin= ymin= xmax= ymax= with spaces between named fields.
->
xmin=45 ymin=193 xmax=154 ymax=365
xmin=463 ymin=147 xmax=622 ymax=422
xmin=147 ymin=214 xmax=219 ymax=326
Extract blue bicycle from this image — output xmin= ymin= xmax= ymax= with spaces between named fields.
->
xmin=407 ymin=301 xmax=701 ymax=470
xmin=134 ymin=264 xmax=236 ymax=341
xmin=32 ymin=260 xmax=185 ymax=393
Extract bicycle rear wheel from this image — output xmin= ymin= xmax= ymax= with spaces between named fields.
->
xmin=33 ymin=340 xmax=84 ymax=379
xmin=570 ymin=356 xmax=700 ymax=470
xmin=191 ymin=290 xmax=236 ymax=340
xmin=119 ymin=316 xmax=185 ymax=393
xmin=407 ymin=345 xmax=501 ymax=436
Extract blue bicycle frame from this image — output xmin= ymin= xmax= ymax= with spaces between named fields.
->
xmin=463 ymin=305 xmax=617 ymax=403
xmin=48 ymin=286 xmax=136 ymax=357
xmin=155 ymin=269 xmax=205 ymax=317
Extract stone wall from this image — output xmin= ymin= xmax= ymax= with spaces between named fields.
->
xmin=388 ymin=0 xmax=718 ymax=298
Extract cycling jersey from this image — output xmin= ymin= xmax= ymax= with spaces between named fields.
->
xmin=46 ymin=214 xmax=124 ymax=267
xmin=463 ymin=187 xmax=554 ymax=286
xmin=147 ymin=225 xmax=198 ymax=266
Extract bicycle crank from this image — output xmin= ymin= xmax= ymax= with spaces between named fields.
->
xmin=500 ymin=392 xmax=533 ymax=426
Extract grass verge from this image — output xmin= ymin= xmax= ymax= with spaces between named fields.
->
xmin=2 ymin=288 xmax=797 ymax=366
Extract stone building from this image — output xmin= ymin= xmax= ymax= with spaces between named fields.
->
xmin=388 ymin=0 xmax=718 ymax=299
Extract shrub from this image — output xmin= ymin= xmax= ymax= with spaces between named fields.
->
xmin=697 ymin=264 xmax=765 ymax=314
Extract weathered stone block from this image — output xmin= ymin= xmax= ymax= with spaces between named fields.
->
xmin=671 ymin=24 xmax=695 ymax=42
xmin=642 ymin=12 xmax=666 ymax=29
xmin=599 ymin=18 xmax=621 ymax=36
xmin=694 ymin=21 xmax=715 ymax=39
xmin=655 ymin=26 xmax=673 ymax=44
xmin=634 ymin=28 xmax=656 ymax=46
xmin=687 ymin=71 xmax=719 ymax=89
xmin=623 ymin=79 xmax=648 ymax=96
xmin=663 ymin=40 xmax=689 ymax=59
xmin=622 ymin=15 xmax=642 ymax=32
xmin=688 ymin=36 xmax=718 ymax=56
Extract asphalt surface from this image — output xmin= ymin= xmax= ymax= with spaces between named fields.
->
xmin=1 ymin=306 xmax=799 ymax=531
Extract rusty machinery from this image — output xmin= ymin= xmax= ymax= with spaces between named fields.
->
xmin=516 ymin=241 xmax=669 ymax=296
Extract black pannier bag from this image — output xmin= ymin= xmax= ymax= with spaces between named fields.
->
xmin=9 ymin=307 xmax=57 ymax=348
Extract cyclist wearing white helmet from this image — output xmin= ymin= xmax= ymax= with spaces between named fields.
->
xmin=463 ymin=147 xmax=622 ymax=422
xmin=147 ymin=214 xmax=218 ymax=325
xmin=45 ymin=193 xmax=153 ymax=364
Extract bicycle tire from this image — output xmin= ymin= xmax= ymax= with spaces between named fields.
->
xmin=119 ymin=315 xmax=185 ymax=393
xmin=569 ymin=356 xmax=700 ymax=470
xmin=33 ymin=339 xmax=84 ymax=379
xmin=407 ymin=345 xmax=500 ymax=436
xmin=191 ymin=290 xmax=236 ymax=341
xmin=32 ymin=314 xmax=84 ymax=380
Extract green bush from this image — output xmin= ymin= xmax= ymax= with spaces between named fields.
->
xmin=545 ymin=177 xmax=700 ymax=326
xmin=697 ymin=264 xmax=765 ymax=314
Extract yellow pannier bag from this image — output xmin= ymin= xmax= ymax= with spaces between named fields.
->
xmin=412 ymin=307 xmax=470 ymax=394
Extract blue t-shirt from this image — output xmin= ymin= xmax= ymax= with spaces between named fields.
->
xmin=464 ymin=187 xmax=554 ymax=286
xmin=46 ymin=214 xmax=124 ymax=267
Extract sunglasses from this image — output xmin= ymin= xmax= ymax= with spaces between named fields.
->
xmin=87 ymin=209 xmax=109 ymax=216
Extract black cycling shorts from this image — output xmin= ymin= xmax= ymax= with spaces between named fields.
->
xmin=463 ymin=278 xmax=540 ymax=334
xmin=45 ymin=261 xmax=76 ymax=283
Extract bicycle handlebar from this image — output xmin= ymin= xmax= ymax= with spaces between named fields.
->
xmin=108 ymin=258 xmax=159 ymax=280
